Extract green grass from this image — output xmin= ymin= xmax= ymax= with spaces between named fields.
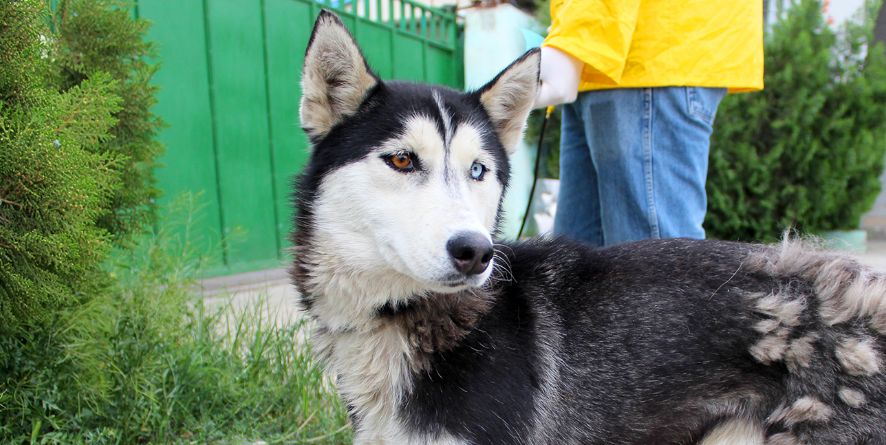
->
xmin=0 ymin=196 xmax=351 ymax=444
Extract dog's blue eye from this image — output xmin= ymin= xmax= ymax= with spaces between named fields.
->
xmin=470 ymin=161 xmax=486 ymax=181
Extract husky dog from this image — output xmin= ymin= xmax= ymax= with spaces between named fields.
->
xmin=292 ymin=10 xmax=886 ymax=445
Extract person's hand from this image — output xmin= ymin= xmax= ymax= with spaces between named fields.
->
xmin=533 ymin=46 xmax=583 ymax=109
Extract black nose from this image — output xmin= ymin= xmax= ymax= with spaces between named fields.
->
xmin=446 ymin=231 xmax=493 ymax=276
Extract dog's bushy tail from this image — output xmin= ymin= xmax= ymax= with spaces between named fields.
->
xmin=744 ymin=237 xmax=886 ymax=444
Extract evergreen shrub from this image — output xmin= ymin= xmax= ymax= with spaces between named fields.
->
xmin=0 ymin=0 xmax=121 ymax=328
xmin=706 ymin=0 xmax=886 ymax=242
xmin=53 ymin=0 xmax=164 ymax=242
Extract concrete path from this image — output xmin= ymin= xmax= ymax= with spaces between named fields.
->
xmin=201 ymin=241 xmax=886 ymax=318
xmin=200 ymin=267 xmax=301 ymax=325
xmin=854 ymin=241 xmax=886 ymax=270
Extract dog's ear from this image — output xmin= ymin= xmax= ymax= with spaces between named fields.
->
xmin=475 ymin=49 xmax=540 ymax=154
xmin=300 ymin=10 xmax=378 ymax=142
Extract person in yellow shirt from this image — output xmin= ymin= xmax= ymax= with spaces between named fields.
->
xmin=533 ymin=1 xmax=763 ymax=247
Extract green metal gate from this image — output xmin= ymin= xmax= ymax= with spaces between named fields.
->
xmin=139 ymin=0 xmax=463 ymax=276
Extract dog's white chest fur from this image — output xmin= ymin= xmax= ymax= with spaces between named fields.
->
xmin=316 ymin=323 xmax=410 ymax=437
xmin=316 ymin=324 xmax=467 ymax=445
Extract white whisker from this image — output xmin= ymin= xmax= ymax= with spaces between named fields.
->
xmin=490 ymin=247 xmax=515 ymax=283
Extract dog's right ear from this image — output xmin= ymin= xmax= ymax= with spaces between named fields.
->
xmin=475 ymin=49 xmax=540 ymax=155
xmin=300 ymin=10 xmax=378 ymax=142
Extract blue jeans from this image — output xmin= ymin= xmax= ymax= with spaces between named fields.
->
xmin=554 ymin=87 xmax=726 ymax=247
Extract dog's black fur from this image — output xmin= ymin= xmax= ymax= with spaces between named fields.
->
xmin=399 ymin=239 xmax=790 ymax=444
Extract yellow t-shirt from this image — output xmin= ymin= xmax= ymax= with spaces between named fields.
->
xmin=544 ymin=0 xmax=764 ymax=93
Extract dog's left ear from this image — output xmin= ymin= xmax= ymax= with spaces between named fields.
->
xmin=300 ymin=10 xmax=378 ymax=142
xmin=475 ymin=49 xmax=540 ymax=154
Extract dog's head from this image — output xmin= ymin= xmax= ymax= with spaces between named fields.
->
xmin=294 ymin=11 xmax=538 ymax=308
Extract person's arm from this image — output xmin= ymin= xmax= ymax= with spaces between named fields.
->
xmin=533 ymin=46 xmax=584 ymax=109
xmin=534 ymin=0 xmax=641 ymax=108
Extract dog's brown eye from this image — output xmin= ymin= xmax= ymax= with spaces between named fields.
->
xmin=384 ymin=151 xmax=416 ymax=172
xmin=392 ymin=153 xmax=412 ymax=169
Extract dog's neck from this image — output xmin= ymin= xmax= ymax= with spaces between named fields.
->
xmin=377 ymin=289 xmax=495 ymax=370
xmin=294 ymin=246 xmax=495 ymax=439
xmin=295 ymin=243 xmax=495 ymax=337
xmin=297 ymin=261 xmax=422 ymax=331
xmin=295 ymin=241 xmax=498 ymax=363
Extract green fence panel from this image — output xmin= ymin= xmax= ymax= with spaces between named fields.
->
xmin=426 ymin=44 xmax=456 ymax=86
xmin=264 ymin=0 xmax=315 ymax=257
xmin=140 ymin=0 xmax=224 ymax=268
xmin=204 ymin=0 xmax=280 ymax=271
xmin=393 ymin=35 xmax=425 ymax=81
xmin=358 ymin=21 xmax=395 ymax=79
xmin=141 ymin=0 xmax=462 ymax=276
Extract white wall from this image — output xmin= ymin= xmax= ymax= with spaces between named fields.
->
xmin=769 ymin=0 xmax=867 ymax=26
xmin=461 ymin=4 xmax=540 ymax=239
xmin=828 ymin=0 xmax=867 ymax=24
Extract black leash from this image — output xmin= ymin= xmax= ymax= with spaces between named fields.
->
xmin=517 ymin=106 xmax=554 ymax=239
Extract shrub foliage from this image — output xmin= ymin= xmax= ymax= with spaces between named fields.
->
xmin=0 ymin=200 xmax=350 ymax=444
xmin=0 ymin=0 xmax=121 ymax=328
xmin=1 ymin=0 xmax=164 ymax=327
xmin=53 ymin=0 xmax=164 ymax=241
xmin=2 ymin=4 xmax=348 ymax=443
xmin=706 ymin=0 xmax=886 ymax=242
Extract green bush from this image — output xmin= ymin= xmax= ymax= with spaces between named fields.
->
xmin=1 ymin=0 xmax=165 ymax=329
xmin=0 ymin=0 xmax=121 ymax=328
xmin=0 ymin=0 xmax=42 ymax=106
xmin=706 ymin=0 xmax=886 ymax=242
xmin=0 ymin=196 xmax=351 ymax=444
xmin=2 ymin=2 xmax=348 ymax=442
xmin=52 ymin=0 xmax=164 ymax=242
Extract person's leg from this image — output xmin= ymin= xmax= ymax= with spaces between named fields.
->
xmin=553 ymin=97 xmax=604 ymax=246
xmin=582 ymin=88 xmax=658 ymax=246
xmin=651 ymin=87 xmax=727 ymax=239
